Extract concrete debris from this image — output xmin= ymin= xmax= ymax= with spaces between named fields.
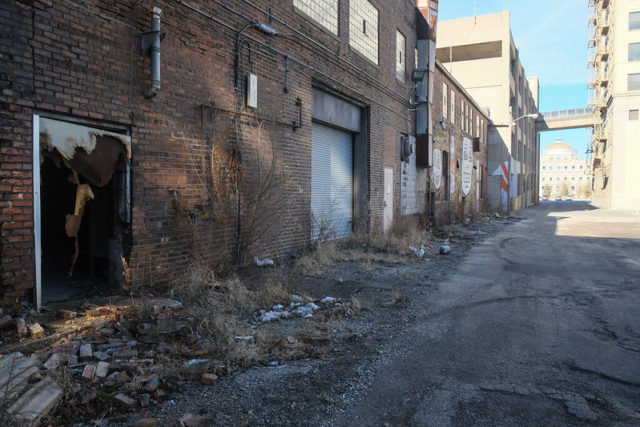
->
xmin=79 ymin=343 xmax=93 ymax=359
xmin=28 ymin=323 xmax=45 ymax=340
xmin=44 ymin=352 xmax=77 ymax=370
xmin=92 ymin=319 xmax=107 ymax=330
xmin=114 ymin=393 xmax=137 ymax=409
xmin=95 ymin=361 xmax=110 ymax=378
xmin=7 ymin=376 xmax=63 ymax=426
xmin=0 ymin=353 xmax=60 ymax=426
xmin=0 ymin=297 xmax=224 ymax=424
xmin=179 ymin=414 xmax=209 ymax=427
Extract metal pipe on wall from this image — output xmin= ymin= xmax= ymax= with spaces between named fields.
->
xmin=144 ymin=6 xmax=162 ymax=99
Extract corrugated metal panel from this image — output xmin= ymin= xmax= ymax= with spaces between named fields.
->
xmin=311 ymin=123 xmax=353 ymax=240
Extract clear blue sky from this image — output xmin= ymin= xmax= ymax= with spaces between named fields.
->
xmin=438 ymin=0 xmax=591 ymax=158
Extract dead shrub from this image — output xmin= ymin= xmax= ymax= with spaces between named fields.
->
xmin=358 ymin=216 xmax=430 ymax=254
xmin=168 ymin=263 xmax=302 ymax=369
xmin=296 ymin=241 xmax=340 ymax=276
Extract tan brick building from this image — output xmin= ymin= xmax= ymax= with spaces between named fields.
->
xmin=539 ymin=140 xmax=592 ymax=199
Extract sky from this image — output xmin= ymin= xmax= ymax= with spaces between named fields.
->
xmin=438 ymin=0 xmax=592 ymax=158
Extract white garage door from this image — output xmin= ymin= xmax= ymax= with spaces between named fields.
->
xmin=311 ymin=122 xmax=353 ymax=240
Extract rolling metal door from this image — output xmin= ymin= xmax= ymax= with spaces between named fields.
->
xmin=311 ymin=123 xmax=353 ymax=240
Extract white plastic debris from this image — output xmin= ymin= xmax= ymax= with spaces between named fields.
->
xmin=268 ymin=361 xmax=279 ymax=366
xmin=258 ymin=311 xmax=284 ymax=322
xmin=320 ymin=296 xmax=336 ymax=304
xmin=409 ymin=245 xmax=425 ymax=258
xmin=234 ymin=336 xmax=254 ymax=341
xmin=439 ymin=245 xmax=451 ymax=255
xmin=254 ymin=256 xmax=274 ymax=267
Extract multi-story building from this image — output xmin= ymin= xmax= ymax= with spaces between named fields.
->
xmin=539 ymin=140 xmax=592 ymax=199
xmin=588 ymin=0 xmax=640 ymax=209
xmin=435 ymin=11 xmax=540 ymax=213
xmin=1 ymin=0 xmax=444 ymax=308
xmin=427 ymin=61 xmax=489 ymax=223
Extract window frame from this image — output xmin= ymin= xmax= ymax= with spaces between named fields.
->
xmin=629 ymin=42 xmax=640 ymax=61
xmin=293 ymin=0 xmax=339 ymax=35
xmin=442 ymin=83 xmax=448 ymax=120
xmin=395 ymin=30 xmax=406 ymax=82
xmin=630 ymin=11 xmax=640 ymax=31
xmin=349 ymin=0 xmax=380 ymax=65
xmin=629 ymin=73 xmax=640 ymax=91
xmin=450 ymin=91 xmax=456 ymax=125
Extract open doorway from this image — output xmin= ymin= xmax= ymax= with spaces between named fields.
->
xmin=34 ymin=116 xmax=131 ymax=307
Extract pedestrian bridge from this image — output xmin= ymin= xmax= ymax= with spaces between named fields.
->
xmin=535 ymin=108 xmax=596 ymax=131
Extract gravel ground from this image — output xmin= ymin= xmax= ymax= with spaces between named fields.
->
xmin=108 ymin=216 xmax=513 ymax=426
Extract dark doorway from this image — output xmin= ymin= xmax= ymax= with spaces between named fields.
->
xmin=442 ymin=151 xmax=450 ymax=200
xmin=40 ymin=156 xmax=118 ymax=303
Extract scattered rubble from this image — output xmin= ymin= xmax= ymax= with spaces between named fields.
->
xmin=0 ymin=352 xmax=63 ymax=426
xmin=254 ymin=298 xmax=342 ymax=323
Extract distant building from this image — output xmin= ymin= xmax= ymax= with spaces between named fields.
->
xmin=426 ymin=61 xmax=489 ymax=224
xmin=588 ymin=0 xmax=640 ymax=208
xmin=539 ymin=140 xmax=592 ymax=199
xmin=436 ymin=11 xmax=540 ymax=213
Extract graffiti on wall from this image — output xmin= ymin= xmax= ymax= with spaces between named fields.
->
xmin=432 ymin=148 xmax=442 ymax=190
xmin=461 ymin=137 xmax=473 ymax=196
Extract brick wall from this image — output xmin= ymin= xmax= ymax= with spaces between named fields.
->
xmin=430 ymin=62 xmax=489 ymax=224
xmin=0 ymin=0 xmax=420 ymax=305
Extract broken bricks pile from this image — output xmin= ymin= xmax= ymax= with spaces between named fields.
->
xmin=1 ymin=298 xmax=224 ymax=425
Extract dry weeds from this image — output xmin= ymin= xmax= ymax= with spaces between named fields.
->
xmin=167 ymin=263 xmax=312 ymax=370
xmin=297 ymin=216 xmax=432 ymax=276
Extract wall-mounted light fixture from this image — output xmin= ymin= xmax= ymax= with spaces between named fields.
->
xmin=411 ymin=69 xmax=426 ymax=82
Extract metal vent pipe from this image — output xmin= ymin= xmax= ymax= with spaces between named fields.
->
xmin=144 ymin=6 xmax=162 ymax=99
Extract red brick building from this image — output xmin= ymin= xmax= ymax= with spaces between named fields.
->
xmin=1 ymin=0 xmax=444 ymax=307
xmin=430 ymin=61 xmax=489 ymax=223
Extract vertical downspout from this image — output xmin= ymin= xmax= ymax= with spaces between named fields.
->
xmin=144 ymin=7 xmax=162 ymax=99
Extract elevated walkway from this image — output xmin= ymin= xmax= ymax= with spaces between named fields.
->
xmin=535 ymin=108 xmax=596 ymax=131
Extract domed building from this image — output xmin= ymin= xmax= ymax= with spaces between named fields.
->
xmin=539 ymin=140 xmax=591 ymax=199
